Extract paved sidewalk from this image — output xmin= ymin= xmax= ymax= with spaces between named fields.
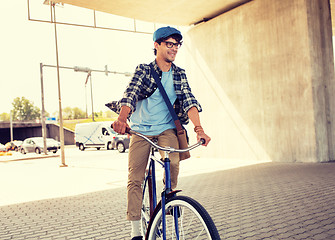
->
xmin=0 ymin=150 xmax=262 ymax=206
xmin=1 ymin=160 xmax=335 ymax=239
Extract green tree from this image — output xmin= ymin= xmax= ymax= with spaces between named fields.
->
xmin=62 ymin=107 xmax=85 ymax=120
xmin=12 ymin=97 xmax=41 ymax=121
xmin=63 ymin=107 xmax=73 ymax=120
xmin=96 ymin=111 xmax=103 ymax=118
xmin=72 ymin=107 xmax=85 ymax=119
xmin=103 ymin=110 xmax=118 ymax=119
xmin=0 ymin=112 xmax=10 ymax=121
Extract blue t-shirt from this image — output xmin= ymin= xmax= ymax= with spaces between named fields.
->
xmin=130 ymin=68 xmax=177 ymax=135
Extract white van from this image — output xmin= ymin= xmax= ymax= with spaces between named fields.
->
xmin=75 ymin=121 xmax=130 ymax=152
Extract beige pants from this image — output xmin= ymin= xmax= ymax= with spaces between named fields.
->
xmin=126 ymin=129 xmax=180 ymax=221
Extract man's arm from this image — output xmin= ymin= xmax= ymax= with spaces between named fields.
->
xmin=187 ymin=106 xmax=211 ymax=146
xmin=112 ymin=105 xmax=131 ymax=134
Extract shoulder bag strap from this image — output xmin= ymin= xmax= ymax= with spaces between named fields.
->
xmin=150 ymin=66 xmax=183 ymax=132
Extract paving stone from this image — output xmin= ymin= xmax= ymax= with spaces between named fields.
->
xmin=1 ymin=162 xmax=335 ymax=239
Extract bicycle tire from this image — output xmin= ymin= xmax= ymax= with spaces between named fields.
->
xmin=146 ymin=195 xmax=221 ymax=240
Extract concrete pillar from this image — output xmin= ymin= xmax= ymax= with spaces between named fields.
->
xmin=184 ymin=0 xmax=335 ymax=162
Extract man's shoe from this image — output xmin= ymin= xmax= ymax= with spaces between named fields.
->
xmin=131 ymin=237 xmax=143 ymax=240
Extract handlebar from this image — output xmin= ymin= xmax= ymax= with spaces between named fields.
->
xmin=111 ymin=124 xmax=205 ymax=153
xmin=129 ymin=129 xmax=205 ymax=153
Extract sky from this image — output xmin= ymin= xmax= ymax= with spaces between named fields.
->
xmin=0 ymin=1 xmax=187 ymax=117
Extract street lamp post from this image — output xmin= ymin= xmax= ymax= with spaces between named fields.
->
xmin=39 ymin=63 xmax=131 ymax=166
xmin=84 ymin=71 xmax=94 ymax=121
xmin=89 ymin=72 xmax=94 ymax=121
xmin=52 ymin=3 xmax=67 ymax=167
xmin=85 ymin=81 xmax=88 ymax=119
xmin=40 ymin=63 xmax=48 ymax=155
xmin=74 ymin=66 xmax=132 ymax=122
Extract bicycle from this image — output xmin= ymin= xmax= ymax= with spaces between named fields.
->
xmin=127 ymin=129 xmax=221 ymax=240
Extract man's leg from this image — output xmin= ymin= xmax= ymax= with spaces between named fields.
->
xmin=127 ymin=134 xmax=151 ymax=238
xmin=158 ymin=129 xmax=180 ymax=189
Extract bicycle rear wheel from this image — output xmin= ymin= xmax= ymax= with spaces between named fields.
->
xmin=146 ymin=195 xmax=221 ymax=240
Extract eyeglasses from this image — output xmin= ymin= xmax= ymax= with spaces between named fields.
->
xmin=163 ymin=41 xmax=182 ymax=49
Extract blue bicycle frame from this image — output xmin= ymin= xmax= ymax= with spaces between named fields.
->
xmin=143 ymin=149 xmax=181 ymax=240
xmin=130 ymin=129 xmax=205 ymax=240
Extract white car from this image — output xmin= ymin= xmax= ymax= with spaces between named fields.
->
xmin=20 ymin=137 xmax=60 ymax=154
xmin=0 ymin=143 xmax=6 ymax=152
xmin=75 ymin=121 xmax=130 ymax=153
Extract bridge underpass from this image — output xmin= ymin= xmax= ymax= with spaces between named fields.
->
xmin=0 ymin=122 xmax=74 ymax=145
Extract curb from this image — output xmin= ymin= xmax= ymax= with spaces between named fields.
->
xmin=0 ymin=154 xmax=59 ymax=163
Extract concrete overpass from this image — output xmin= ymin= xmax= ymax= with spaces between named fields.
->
xmin=0 ymin=122 xmax=74 ymax=145
xmin=43 ymin=0 xmax=335 ymax=162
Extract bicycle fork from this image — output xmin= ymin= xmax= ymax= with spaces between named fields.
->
xmin=161 ymin=152 xmax=180 ymax=240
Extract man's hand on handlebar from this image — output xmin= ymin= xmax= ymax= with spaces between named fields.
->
xmin=194 ymin=126 xmax=210 ymax=146
xmin=112 ymin=106 xmax=131 ymax=135
xmin=197 ymin=131 xmax=211 ymax=147
xmin=112 ymin=118 xmax=129 ymax=135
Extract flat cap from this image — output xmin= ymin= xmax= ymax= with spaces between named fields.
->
xmin=153 ymin=26 xmax=182 ymax=42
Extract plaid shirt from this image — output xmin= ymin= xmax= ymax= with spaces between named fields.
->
xmin=106 ymin=60 xmax=202 ymax=125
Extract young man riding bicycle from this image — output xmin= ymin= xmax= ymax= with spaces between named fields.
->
xmin=108 ymin=26 xmax=211 ymax=240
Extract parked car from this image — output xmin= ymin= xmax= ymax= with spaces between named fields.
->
xmin=0 ymin=143 xmax=6 ymax=152
xmin=112 ymin=134 xmax=130 ymax=153
xmin=75 ymin=121 xmax=130 ymax=153
xmin=5 ymin=140 xmax=23 ymax=151
xmin=20 ymin=137 xmax=60 ymax=154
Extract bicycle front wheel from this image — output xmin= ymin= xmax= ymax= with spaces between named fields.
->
xmin=146 ymin=195 xmax=221 ymax=240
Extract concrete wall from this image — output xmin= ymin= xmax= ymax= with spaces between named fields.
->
xmin=47 ymin=124 xmax=75 ymax=145
xmin=184 ymin=0 xmax=335 ymax=162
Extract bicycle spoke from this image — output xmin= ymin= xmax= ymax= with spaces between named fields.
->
xmin=196 ymin=228 xmax=206 ymax=239
xmin=179 ymin=205 xmax=205 ymax=239
xmin=147 ymin=197 xmax=220 ymax=239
